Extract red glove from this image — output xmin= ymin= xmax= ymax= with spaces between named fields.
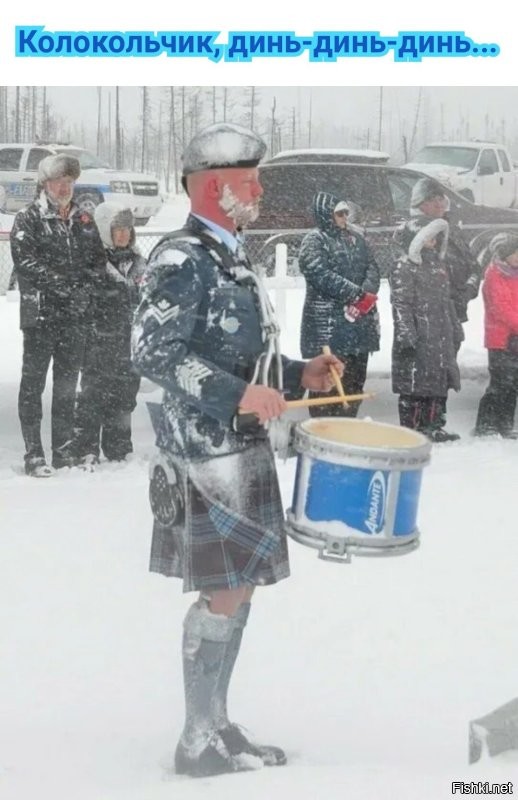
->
xmin=344 ymin=292 xmax=377 ymax=322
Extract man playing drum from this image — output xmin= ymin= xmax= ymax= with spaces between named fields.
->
xmin=132 ymin=122 xmax=343 ymax=778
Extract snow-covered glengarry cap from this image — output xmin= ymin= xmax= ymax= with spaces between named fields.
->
xmin=182 ymin=123 xmax=267 ymax=176
xmin=38 ymin=154 xmax=81 ymax=183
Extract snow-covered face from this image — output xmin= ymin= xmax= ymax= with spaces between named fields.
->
xmin=217 ymin=167 xmax=263 ymax=228
xmin=112 ymin=226 xmax=132 ymax=248
xmin=333 ymin=209 xmax=349 ymax=229
xmin=419 ymin=195 xmax=447 ymax=219
xmin=45 ymin=176 xmax=75 ymax=209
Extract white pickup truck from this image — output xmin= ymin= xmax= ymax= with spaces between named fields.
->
xmin=404 ymin=141 xmax=518 ymax=208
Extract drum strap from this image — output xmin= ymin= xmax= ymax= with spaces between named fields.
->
xmin=148 ymin=226 xmax=283 ymax=391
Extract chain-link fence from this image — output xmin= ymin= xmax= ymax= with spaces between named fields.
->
xmin=135 ymin=229 xmax=304 ymax=276
xmin=0 ymin=233 xmax=13 ymax=294
xmin=0 ymin=228 xmax=301 ymax=295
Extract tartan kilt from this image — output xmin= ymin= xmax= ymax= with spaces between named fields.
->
xmin=148 ymin=440 xmax=290 ymax=592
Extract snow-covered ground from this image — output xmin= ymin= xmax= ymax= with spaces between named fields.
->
xmin=1 ymin=206 xmax=518 ymax=799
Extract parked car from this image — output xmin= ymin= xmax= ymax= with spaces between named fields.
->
xmin=0 ymin=142 xmax=163 ymax=225
xmin=245 ymin=160 xmax=518 ymax=276
xmin=268 ymin=148 xmax=390 ymax=164
xmin=404 ymin=141 xmax=517 ymax=207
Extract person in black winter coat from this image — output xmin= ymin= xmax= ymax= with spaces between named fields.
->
xmin=393 ymin=177 xmax=479 ymax=431
xmin=298 ymin=192 xmax=380 ymax=417
xmin=73 ymin=203 xmax=145 ymax=464
xmin=397 ymin=177 xmax=481 ymax=326
xmin=9 ymin=154 xmax=106 ymax=476
xmin=390 ymin=217 xmax=462 ymax=443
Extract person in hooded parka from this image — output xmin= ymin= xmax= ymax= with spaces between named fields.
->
xmin=73 ymin=203 xmax=145 ymax=464
xmin=389 ymin=217 xmax=463 ymax=443
xmin=396 ymin=177 xmax=481 ymax=326
xmin=298 ymin=192 xmax=380 ymax=417
xmin=9 ymin=154 xmax=105 ymax=477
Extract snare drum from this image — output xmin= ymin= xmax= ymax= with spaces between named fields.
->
xmin=286 ymin=418 xmax=431 ymax=563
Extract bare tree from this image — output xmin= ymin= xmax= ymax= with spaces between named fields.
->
xmin=377 ymin=87 xmax=384 ymax=150
xmin=166 ymin=87 xmax=179 ymax=193
xmin=0 ymin=87 xmax=8 ymax=140
xmin=408 ymin=87 xmax=422 ymax=158
xmin=222 ymin=87 xmax=228 ymax=122
xmin=96 ymin=87 xmax=102 ymax=156
xmin=270 ymin=97 xmax=277 ymax=155
xmin=115 ymin=87 xmax=123 ymax=169
xmin=141 ymin=87 xmax=149 ymax=172
xmin=211 ymin=87 xmax=216 ymax=123
xmin=15 ymin=87 xmax=21 ymax=142
xmin=307 ymin=90 xmax=312 ymax=147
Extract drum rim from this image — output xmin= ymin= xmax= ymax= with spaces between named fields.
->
xmin=294 ymin=418 xmax=432 ymax=467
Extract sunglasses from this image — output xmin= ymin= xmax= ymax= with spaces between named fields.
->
xmin=334 ymin=209 xmax=349 ymax=217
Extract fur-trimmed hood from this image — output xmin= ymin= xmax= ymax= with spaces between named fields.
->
xmin=94 ymin=202 xmax=136 ymax=249
xmin=407 ymin=218 xmax=449 ymax=265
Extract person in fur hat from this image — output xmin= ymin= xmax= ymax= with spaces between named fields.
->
xmin=298 ymin=192 xmax=380 ymax=417
xmin=73 ymin=203 xmax=146 ymax=464
xmin=406 ymin=177 xmax=481 ymax=325
xmin=9 ymin=154 xmax=105 ymax=476
xmin=473 ymin=233 xmax=518 ymax=437
xmin=389 ymin=217 xmax=463 ymax=443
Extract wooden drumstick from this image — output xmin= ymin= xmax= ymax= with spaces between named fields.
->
xmin=286 ymin=392 xmax=374 ymax=410
xmin=322 ymin=345 xmax=349 ymax=409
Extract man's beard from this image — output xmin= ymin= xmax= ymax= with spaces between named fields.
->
xmin=218 ymin=184 xmax=260 ymax=228
xmin=47 ymin=190 xmax=73 ymax=209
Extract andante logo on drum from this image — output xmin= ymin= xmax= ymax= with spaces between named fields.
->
xmin=365 ymin=471 xmax=387 ymax=534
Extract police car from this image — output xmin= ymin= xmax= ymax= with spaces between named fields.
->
xmin=0 ymin=142 xmax=162 ymax=225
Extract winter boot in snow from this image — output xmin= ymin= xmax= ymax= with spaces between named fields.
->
xmin=25 ymin=457 xmax=55 ymax=478
xmin=425 ymin=428 xmax=460 ymax=443
xmin=21 ymin=424 xmax=48 ymax=474
xmin=76 ymin=453 xmax=100 ymax=472
xmin=174 ymin=599 xmax=263 ymax=778
xmin=52 ymin=440 xmax=76 ymax=470
xmin=213 ymin=602 xmax=287 ymax=767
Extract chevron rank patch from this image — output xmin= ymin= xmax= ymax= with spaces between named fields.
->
xmin=176 ymin=359 xmax=213 ymax=399
xmin=145 ymin=297 xmax=180 ymax=326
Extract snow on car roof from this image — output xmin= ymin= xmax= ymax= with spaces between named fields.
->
xmin=269 ymin=148 xmax=390 ymax=162
xmin=423 ymin=141 xmax=499 ymax=149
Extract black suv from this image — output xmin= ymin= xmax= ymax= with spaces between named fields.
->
xmin=245 ymin=160 xmax=518 ymax=276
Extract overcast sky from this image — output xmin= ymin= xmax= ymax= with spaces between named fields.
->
xmin=43 ymin=85 xmax=518 ymax=129
xmin=39 ymin=85 xmax=518 ymax=156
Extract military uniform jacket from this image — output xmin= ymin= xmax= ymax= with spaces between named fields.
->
xmin=132 ymin=215 xmax=305 ymax=461
xmin=10 ymin=192 xmax=106 ymax=330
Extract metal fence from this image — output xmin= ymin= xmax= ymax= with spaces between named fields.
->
xmin=0 ymin=233 xmax=13 ymax=294
xmin=0 ymin=228 xmax=298 ymax=295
